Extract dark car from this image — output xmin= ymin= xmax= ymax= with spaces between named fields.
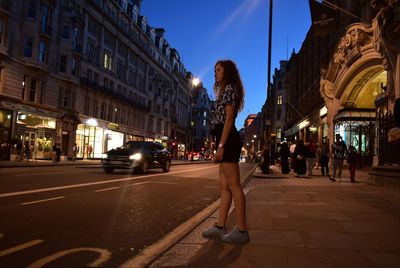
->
xmin=101 ymin=141 xmax=171 ymax=174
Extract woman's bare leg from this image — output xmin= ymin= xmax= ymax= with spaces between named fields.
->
xmin=217 ymin=163 xmax=232 ymax=227
xmin=221 ymin=162 xmax=247 ymax=230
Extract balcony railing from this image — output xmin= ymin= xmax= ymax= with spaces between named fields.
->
xmin=80 ymin=77 xmax=150 ymax=112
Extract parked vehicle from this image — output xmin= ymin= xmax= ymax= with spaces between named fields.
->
xmin=101 ymin=141 xmax=171 ymax=174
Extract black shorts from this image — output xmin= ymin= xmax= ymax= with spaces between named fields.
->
xmin=213 ymin=124 xmax=242 ymax=163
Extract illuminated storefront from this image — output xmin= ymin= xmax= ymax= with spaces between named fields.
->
xmin=0 ymin=109 xmax=13 ymax=160
xmin=320 ymin=22 xmax=389 ymax=167
xmin=334 ymin=110 xmax=376 ymax=166
xmin=76 ymin=117 xmax=125 ymax=159
xmin=15 ymin=112 xmax=57 ymax=159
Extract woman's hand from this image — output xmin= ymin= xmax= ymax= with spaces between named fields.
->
xmin=214 ymin=147 xmax=224 ymax=163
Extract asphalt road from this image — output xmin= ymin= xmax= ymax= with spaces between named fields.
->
xmin=0 ymin=163 xmax=254 ymax=267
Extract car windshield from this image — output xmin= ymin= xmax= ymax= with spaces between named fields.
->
xmin=121 ymin=141 xmax=148 ymax=150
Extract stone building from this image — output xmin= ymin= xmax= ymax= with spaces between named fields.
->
xmin=320 ymin=0 xmax=400 ymax=167
xmin=190 ymin=82 xmax=213 ymax=157
xmin=0 ymin=0 xmax=192 ymax=160
xmin=264 ymin=0 xmax=396 ymax=168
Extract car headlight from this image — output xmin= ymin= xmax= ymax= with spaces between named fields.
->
xmin=129 ymin=153 xmax=142 ymax=160
xmin=101 ymin=153 xmax=108 ymax=159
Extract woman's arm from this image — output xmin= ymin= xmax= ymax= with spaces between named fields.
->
xmin=215 ymin=105 xmax=235 ymax=161
xmin=219 ymin=105 xmax=235 ymax=147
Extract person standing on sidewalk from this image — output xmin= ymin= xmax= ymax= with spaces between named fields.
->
xmin=347 ymin=146 xmax=358 ymax=182
xmin=202 ymin=60 xmax=249 ymax=243
xmin=305 ymin=138 xmax=317 ymax=176
xmin=319 ymin=142 xmax=330 ymax=176
xmin=72 ymin=143 xmax=78 ymax=161
xmin=293 ymin=140 xmax=307 ymax=177
xmin=329 ymin=134 xmax=347 ymax=182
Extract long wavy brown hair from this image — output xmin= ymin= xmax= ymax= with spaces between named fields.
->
xmin=213 ymin=60 xmax=245 ymax=112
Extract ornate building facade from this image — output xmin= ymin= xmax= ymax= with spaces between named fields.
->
xmin=320 ymin=0 xmax=400 ymax=166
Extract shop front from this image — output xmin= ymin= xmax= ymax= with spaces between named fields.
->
xmin=320 ymin=22 xmax=390 ymax=166
xmin=333 ymin=109 xmax=376 ymax=167
xmin=15 ymin=111 xmax=57 ymax=159
xmin=76 ymin=117 xmax=125 ymax=159
xmin=0 ymin=109 xmax=13 ymax=160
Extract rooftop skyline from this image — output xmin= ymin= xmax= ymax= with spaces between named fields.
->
xmin=141 ymin=0 xmax=311 ymax=128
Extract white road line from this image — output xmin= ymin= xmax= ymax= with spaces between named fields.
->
xmin=28 ymin=247 xmax=111 ymax=268
xmin=21 ymin=196 xmax=65 ymax=205
xmin=95 ymin=187 xmax=120 ymax=192
xmin=0 ymin=239 xmax=44 ymax=257
xmin=0 ymin=166 xmax=213 ymax=198
xmin=149 ymin=181 xmax=179 ymax=185
xmin=10 ymin=170 xmax=90 ymax=177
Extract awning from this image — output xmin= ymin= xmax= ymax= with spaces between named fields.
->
xmin=333 ymin=110 xmax=376 ymax=123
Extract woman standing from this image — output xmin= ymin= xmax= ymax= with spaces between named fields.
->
xmin=202 ymin=60 xmax=249 ymax=243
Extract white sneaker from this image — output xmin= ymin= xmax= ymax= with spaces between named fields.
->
xmin=202 ymin=224 xmax=226 ymax=238
xmin=221 ymin=226 xmax=250 ymax=243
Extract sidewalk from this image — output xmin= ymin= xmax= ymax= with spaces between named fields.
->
xmin=150 ymin=166 xmax=400 ymax=268
xmin=0 ymin=159 xmax=212 ymax=168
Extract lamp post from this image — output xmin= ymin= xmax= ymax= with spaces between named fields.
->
xmin=190 ymin=76 xmax=201 ymax=155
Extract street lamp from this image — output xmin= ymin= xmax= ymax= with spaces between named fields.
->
xmin=192 ymin=77 xmax=200 ymax=87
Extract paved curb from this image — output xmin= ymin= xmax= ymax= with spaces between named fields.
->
xmin=120 ymin=163 xmax=258 ymax=268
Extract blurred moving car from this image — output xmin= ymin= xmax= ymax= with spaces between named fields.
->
xmin=102 ymin=141 xmax=171 ymax=174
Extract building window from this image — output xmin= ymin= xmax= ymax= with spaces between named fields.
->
xmin=100 ymin=102 xmax=106 ymax=119
xmin=277 ymin=95 xmax=283 ymax=105
xmin=38 ymin=41 xmax=47 ymax=63
xmin=277 ymin=128 xmax=282 ymax=139
xmin=27 ymin=0 xmax=36 ymax=18
xmin=40 ymin=4 xmax=51 ymax=33
xmin=59 ymin=55 xmax=67 ymax=73
xmin=29 ymin=79 xmax=37 ymax=102
xmin=72 ymin=26 xmax=81 ymax=52
xmin=24 ymin=37 xmax=33 ymax=58
xmin=116 ymin=60 xmax=124 ymax=79
xmin=104 ymin=52 xmax=112 ymax=71
xmin=87 ymin=40 xmax=95 ymax=62
xmin=62 ymin=23 xmax=69 ymax=40
xmin=71 ymin=58 xmax=78 ymax=77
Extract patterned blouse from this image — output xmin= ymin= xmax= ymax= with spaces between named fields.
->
xmin=212 ymin=84 xmax=239 ymax=125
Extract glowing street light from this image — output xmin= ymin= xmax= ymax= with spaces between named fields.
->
xmin=192 ymin=77 xmax=200 ymax=87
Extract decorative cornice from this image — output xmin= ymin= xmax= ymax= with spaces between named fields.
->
xmin=333 ymin=23 xmax=373 ymax=67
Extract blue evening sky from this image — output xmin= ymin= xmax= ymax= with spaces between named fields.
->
xmin=141 ymin=0 xmax=311 ymax=129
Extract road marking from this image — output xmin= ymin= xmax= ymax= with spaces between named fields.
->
xmin=149 ymin=181 xmax=178 ymax=185
xmin=95 ymin=187 xmax=120 ymax=192
xmin=0 ymin=166 xmax=213 ymax=198
xmin=21 ymin=196 xmax=65 ymax=205
xmin=10 ymin=170 xmax=90 ymax=177
xmin=0 ymin=240 xmax=44 ymax=257
xmin=204 ymin=185 xmax=219 ymax=189
xmin=28 ymin=248 xmax=111 ymax=268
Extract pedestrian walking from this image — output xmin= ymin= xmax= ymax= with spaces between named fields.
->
xmin=72 ymin=143 xmax=78 ymax=161
xmin=16 ymin=140 xmax=23 ymax=161
xmin=280 ymin=141 xmax=290 ymax=174
xmin=347 ymin=146 xmax=358 ymax=182
xmin=293 ymin=140 xmax=307 ymax=177
xmin=319 ymin=142 xmax=330 ymax=176
xmin=56 ymin=142 xmax=62 ymax=162
xmin=24 ymin=142 xmax=30 ymax=162
xmin=329 ymin=134 xmax=347 ymax=182
xmin=305 ymin=138 xmax=317 ymax=176
xmin=202 ymin=60 xmax=249 ymax=243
